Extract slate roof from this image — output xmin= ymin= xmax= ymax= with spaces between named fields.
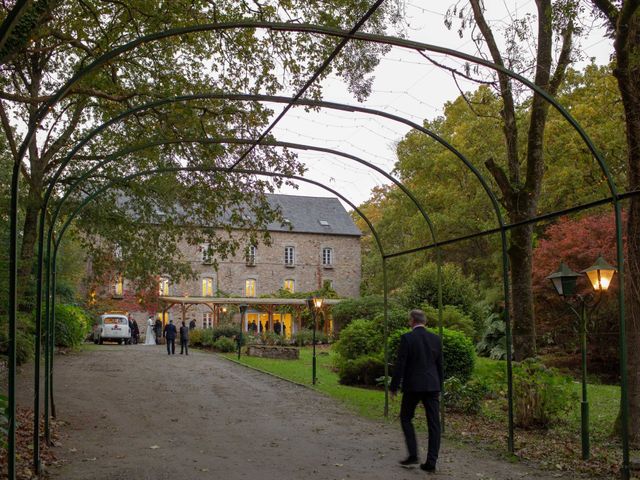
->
xmin=264 ymin=194 xmax=361 ymax=237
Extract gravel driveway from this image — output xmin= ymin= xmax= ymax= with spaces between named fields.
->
xmin=16 ymin=345 xmax=567 ymax=479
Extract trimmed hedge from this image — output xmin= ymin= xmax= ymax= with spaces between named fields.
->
xmin=333 ymin=319 xmax=382 ymax=361
xmin=214 ymin=336 xmax=237 ymax=353
xmin=337 ymin=355 xmax=385 ymax=386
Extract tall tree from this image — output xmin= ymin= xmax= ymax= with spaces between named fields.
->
xmin=445 ymin=0 xmax=577 ymax=359
xmin=0 ymin=0 xmax=403 ymax=308
xmin=591 ymin=0 xmax=640 ymax=446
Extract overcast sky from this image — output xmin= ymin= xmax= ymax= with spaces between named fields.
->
xmin=267 ymin=1 xmax=612 ymax=207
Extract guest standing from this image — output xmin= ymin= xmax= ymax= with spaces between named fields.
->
xmin=180 ymin=321 xmax=189 ymax=355
xmin=163 ymin=319 xmax=177 ymax=355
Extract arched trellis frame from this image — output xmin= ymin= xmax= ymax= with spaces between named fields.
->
xmin=3 ymin=15 xmax=631 ymax=480
xmin=31 ymin=91 xmax=513 ymax=460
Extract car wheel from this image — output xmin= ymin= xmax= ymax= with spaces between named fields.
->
xmin=118 ymin=339 xmax=123 ymax=345
xmin=93 ymin=337 xmax=99 ymax=345
xmin=99 ymin=337 xmax=103 ymax=345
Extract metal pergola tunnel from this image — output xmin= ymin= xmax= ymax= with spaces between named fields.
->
xmin=2 ymin=3 xmax=637 ymax=480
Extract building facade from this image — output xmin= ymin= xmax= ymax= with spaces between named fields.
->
xmin=102 ymin=194 xmax=361 ymax=331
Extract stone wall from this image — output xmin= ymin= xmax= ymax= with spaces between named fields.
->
xmin=246 ymin=345 xmax=300 ymax=360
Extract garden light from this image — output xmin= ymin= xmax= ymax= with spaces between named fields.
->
xmin=581 ymin=255 xmax=617 ymax=292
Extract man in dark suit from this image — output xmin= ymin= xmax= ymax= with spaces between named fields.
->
xmin=390 ymin=309 xmax=443 ymax=473
xmin=163 ymin=319 xmax=177 ymax=355
xmin=179 ymin=320 xmax=189 ymax=355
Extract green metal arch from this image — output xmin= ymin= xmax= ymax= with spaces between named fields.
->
xmin=6 ymin=16 xmax=628 ymax=479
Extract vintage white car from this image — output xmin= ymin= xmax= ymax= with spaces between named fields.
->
xmin=93 ymin=313 xmax=131 ymax=345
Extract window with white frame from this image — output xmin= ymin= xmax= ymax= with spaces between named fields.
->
xmin=112 ymin=276 xmax=123 ymax=297
xmin=283 ymin=279 xmax=295 ymax=293
xmin=284 ymin=246 xmax=295 ymax=267
xmin=324 ymin=279 xmax=334 ymax=290
xmin=202 ymin=277 xmax=214 ymax=297
xmin=322 ymin=247 xmax=333 ymax=267
xmin=246 ymin=245 xmax=257 ymax=266
xmin=201 ymin=243 xmax=213 ymax=264
xmin=159 ymin=276 xmax=170 ymax=296
xmin=203 ymin=312 xmax=213 ymax=329
xmin=245 ymin=279 xmax=256 ymax=297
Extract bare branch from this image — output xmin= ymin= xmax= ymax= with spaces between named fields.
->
xmin=417 ymin=51 xmax=496 ymax=85
xmin=469 ymin=0 xmax=520 ymax=185
xmin=549 ymin=18 xmax=574 ymax=96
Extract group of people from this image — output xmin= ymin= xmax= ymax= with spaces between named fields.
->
xmin=142 ymin=318 xmax=192 ymax=355
xmin=247 ymin=319 xmax=285 ymax=336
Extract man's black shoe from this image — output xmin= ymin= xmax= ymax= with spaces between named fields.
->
xmin=420 ymin=463 xmax=436 ymax=472
xmin=399 ymin=456 xmax=418 ymax=466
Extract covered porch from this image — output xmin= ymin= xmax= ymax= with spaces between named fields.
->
xmin=157 ymin=296 xmax=341 ymax=338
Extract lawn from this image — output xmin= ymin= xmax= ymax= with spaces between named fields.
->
xmin=222 ymin=346 xmax=394 ymax=420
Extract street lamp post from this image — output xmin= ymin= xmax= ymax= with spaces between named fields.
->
xmin=306 ymin=296 xmax=324 ymax=385
xmin=547 ymin=256 xmax=617 ymax=460
xmin=238 ymin=304 xmax=248 ymax=360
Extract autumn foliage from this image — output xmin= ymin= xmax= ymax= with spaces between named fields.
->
xmin=532 ymin=210 xmax=625 ymax=379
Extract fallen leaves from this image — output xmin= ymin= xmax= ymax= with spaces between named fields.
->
xmin=0 ymin=407 xmax=58 ymax=480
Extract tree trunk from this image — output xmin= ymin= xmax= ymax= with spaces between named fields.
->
xmin=626 ymin=195 xmax=640 ymax=445
xmin=611 ymin=2 xmax=640 ymax=447
xmin=508 ymin=222 xmax=537 ymax=360
xmin=17 ymin=183 xmax=42 ymax=311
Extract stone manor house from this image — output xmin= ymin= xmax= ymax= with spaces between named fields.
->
xmin=103 ymin=194 xmax=362 ymax=335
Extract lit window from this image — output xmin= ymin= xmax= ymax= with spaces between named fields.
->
xmin=322 ymin=247 xmax=333 ymax=267
xmin=246 ymin=245 xmax=257 ymax=266
xmin=245 ymin=279 xmax=256 ymax=297
xmin=159 ymin=277 xmax=170 ymax=296
xmin=112 ymin=276 xmax=123 ymax=297
xmin=284 ymin=246 xmax=295 ymax=267
xmin=283 ymin=279 xmax=295 ymax=293
xmin=202 ymin=277 xmax=214 ymax=297
xmin=201 ymin=243 xmax=213 ymax=264
xmin=203 ymin=312 xmax=213 ymax=329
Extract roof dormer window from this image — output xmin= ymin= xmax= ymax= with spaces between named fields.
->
xmin=319 ymin=220 xmax=330 ymax=226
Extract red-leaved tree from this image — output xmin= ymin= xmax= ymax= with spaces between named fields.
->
xmin=532 ymin=210 xmax=626 ymax=379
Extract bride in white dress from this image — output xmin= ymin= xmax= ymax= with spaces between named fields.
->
xmin=144 ymin=318 xmax=156 ymax=345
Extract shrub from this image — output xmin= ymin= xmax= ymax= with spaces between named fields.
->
xmin=476 ymin=312 xmax=508 ymax=360
xmin=189 ymin=329 xmax=203 ymax=346
xmin=212 ymin=324 xmax=241 ymax=342
xmin=372 ymin=308 xmax=410 ymax=333
xmin=262 ymin=332 xmax=288 ymax=346
xmin=214 ymin=336 xmax=237 ymax=353
xmin=512 ymin=359 xmax=577 ymax=428
xmin=421 ymin=304 xmax=475 ymax=339
xmin=332 ymin=296 xmax=400 ymax=332
xmin=443 ymin=376 xmax=489 ymax=414
xmin=292 ymin=329 xmax=313 ymax=346
xmin=399 ymin=262 xmax=484 ymax=337
xmin=0 ymin=313 xmax=35 ymax=366
xmin=440 ymin=328 xmax=475 ymax=383
xmin=387 ymin=327 xmax=475 ymax=383
xmin=200 ymin=328 xmax=215 ymax=347
xmin=54 ymin=304 xmax=92 ymax=348
xmin=337 ymin=355 xmax=385 ymax=386
xmin=333 ymin=319 xmax=382 ymax=361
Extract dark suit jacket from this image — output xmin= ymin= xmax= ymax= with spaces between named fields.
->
xmin=163 ymin=323 xmax=177 ymax=340
xmin=179 ymin=325 xmax=189 ymax=341
xmin=390 ymin=326 xmax=443 ymax=393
